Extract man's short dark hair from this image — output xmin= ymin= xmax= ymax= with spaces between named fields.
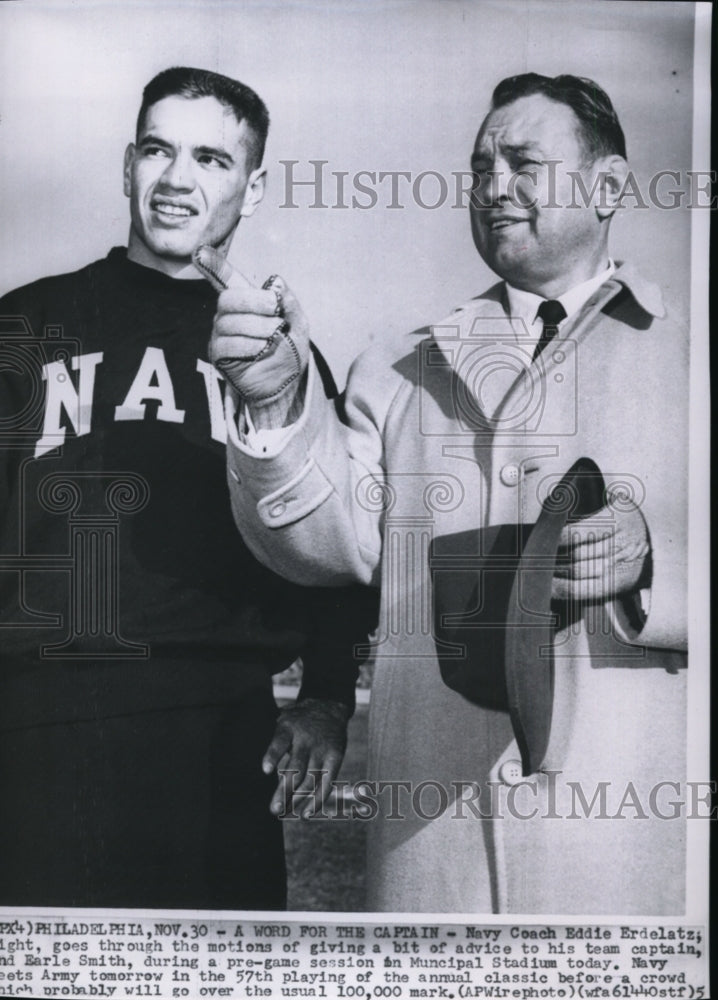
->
xmin=490 ymin=73 xmax=626 ymax=161
xmin=137 ymin=66 xmax=270 ymax=169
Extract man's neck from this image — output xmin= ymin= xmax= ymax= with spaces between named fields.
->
xmin=506 ymin=259 xmax=615 ymax=328
xmin=126 ymin=231 xmax=236 ymax=280
xmin=509 ymin=252 xmax=612 ymax=300
xmin=125 ymin=239 xmax=204 ymax=280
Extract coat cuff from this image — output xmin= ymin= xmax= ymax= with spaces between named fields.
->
xmin=225 ymin=360 xmax=338 ymax=524
xmin=608 ymin=519 xmax=687 ymax=652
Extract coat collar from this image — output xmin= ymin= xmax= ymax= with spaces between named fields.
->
xmin=608 ymin=261 xmax=666 ymax=319
xmin=432 ymin=260 xmax=666 ymax=371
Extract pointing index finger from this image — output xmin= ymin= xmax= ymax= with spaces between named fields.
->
xmin=192 ymin=243 xmax=253 ymax=292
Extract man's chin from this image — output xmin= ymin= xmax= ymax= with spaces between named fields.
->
xmin=485 ymin=251 xmax=542 ymax=288
xmin=150 ymin=236 xmax=198 ymax=261
xmin=138 ymin=221 xmax=200 ymax=256
xmin=155 ymin=232 xmax=235 ymax=262
xmin=127 ymin=235 xmax=196 ymax=274
xmin=128 ymin=223 xmax=235 ymax=271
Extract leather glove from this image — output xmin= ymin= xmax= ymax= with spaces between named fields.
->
xmin=194 ymin=244 xmax=310 ymax=427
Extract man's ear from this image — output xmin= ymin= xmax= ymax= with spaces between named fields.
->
xmin=594 ymin=155 xmax=629 ymax=220
xmin=240 ymin=167 xmax=267 ymax=218
xmin=123 ymin=144 xmax=136 ymax=198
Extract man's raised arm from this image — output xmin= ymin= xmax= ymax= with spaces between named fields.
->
xmin=195 ymin=245 xmax=389 ymax=587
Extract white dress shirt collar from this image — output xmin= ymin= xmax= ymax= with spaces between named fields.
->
xmin=505 ymin=259 xmax=616 ymax=343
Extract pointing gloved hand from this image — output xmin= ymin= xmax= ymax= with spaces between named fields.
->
xmin=194 ymin=244 xmax=311 ymax=427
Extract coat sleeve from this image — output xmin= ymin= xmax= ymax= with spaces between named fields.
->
xmin=295 ymin=582 xmax=379 ymax=714
xmin=608 ymin=307 xmax=689 ymax=653
xmin=225 ymin=342 xmax=403 ymax=587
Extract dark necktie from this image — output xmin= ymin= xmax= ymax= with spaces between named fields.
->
xmin=532 ymin=298 xmax=567 ymax=362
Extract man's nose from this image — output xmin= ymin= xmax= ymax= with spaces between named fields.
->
xmin=487 ymin=158 xmax=512 ymax=204
xmin=158 ymin=153 xmax=195 ymax=191
xmin=473 ymin=159 xmax=512 ymax=209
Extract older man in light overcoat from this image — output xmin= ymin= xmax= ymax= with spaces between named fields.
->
xmin=205 ymin=73 xmax=688 ymax=914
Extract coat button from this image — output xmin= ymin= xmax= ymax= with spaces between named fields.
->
xmin=498 ymin=759 xmax=524 ymax=786
xmin=500 ymin=463 xmax=521 ymax=487
xmin=269 ymin=501 xmax=287 ymax=518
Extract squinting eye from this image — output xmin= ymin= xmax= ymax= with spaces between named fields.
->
xmin=144 ymin=146 xmax=169 ymax=158
xmin=198 ymin=155 xmax=227 ymax=169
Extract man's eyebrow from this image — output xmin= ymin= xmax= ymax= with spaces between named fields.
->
xmin=194 ymin=144 xmax=235 ymax=165
xmin=136 ymin=135 xmax=236 ymax=165
xmin=137 ymin=133 xmax=172 ymax=148
xmin=471 ymin=141 xmax=544 ymax=165
xmin=502 ymin=142 xmax=544 ymax=157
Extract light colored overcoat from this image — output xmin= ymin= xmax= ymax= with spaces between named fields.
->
xmin=227 ymin=262 xmax=688 ymax=914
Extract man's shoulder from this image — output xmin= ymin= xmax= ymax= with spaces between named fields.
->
xmin=0 ymin=250 xmax=121 ymax=316
xmin=602 ymin=261 xmax=687 ymax=335
xmin=432 ymin=282 xmax=508 ymax=334
xmin=0 ymin=250 xmax=125 ymax=339
xmin=355 ymin=282 xmax=507 ymax=368
xmin=343 ymin=282 xmax=507 ymax=410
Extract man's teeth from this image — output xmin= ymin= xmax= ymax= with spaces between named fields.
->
xmin=155 ymin=204 xmax=192 ymax=216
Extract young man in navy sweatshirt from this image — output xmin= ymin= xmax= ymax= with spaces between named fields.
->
xmin=0 ymin=66 xmax=375 ymax=909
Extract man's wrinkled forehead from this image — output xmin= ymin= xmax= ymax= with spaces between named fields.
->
xmin=138 ymin=94 xmax=251 ymax=149
xmin=473 ymin=94 xmax=583 ymax=158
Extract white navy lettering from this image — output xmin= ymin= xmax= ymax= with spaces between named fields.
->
xmin=114 ymin=346 xmax=186 ymax=424
xmin=35 ymin=352 xmax=104 ymax=459
xmin=33 ymin=348 xmax=225 ymax=457
xmin=196 ymin=359 xmax=227 ymax=444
